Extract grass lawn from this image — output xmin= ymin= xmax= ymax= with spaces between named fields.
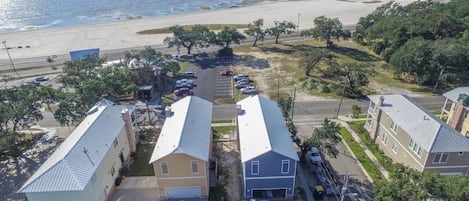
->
xmin=212 ymin=119 xmax=233 ymax=124
xmin=212 ymin=126 xmax=235 ymax=139
xmin=137 ymin=24 xmax=250 ymax=35
xmin=348 ymin=121 xmax=396 ymax=172
xmin=214 ymin=98 xmax=235 ymax=105
xmin=339 ymin=127 xmax=383 ymax=181
xmin=128 ymin=144 xmax=155 ymax=176
xmin=233 ymin=39 xmax=425 ymax=99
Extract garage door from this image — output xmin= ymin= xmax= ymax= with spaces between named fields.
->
xmin=166 ymin=187 xmax=201 ymax=199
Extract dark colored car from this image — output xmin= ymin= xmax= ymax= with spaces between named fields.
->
xmin=174 ymin=88 xmax=192 ymax=97
xmin=220 ymin=70 xmax=234 ymax=76
xmin=180 ymin=71 xmax=196 ymax=78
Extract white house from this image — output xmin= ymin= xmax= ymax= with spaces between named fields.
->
xmin=18 ymin=100 xmax=138 ymax=201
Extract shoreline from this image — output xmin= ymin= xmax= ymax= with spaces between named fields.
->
xmin=0 ymin=0 xmax=415 ymax=61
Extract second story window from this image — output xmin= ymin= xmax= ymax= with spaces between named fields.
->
xmin=390 ymin=121 xmax=398 ymax=133
xmin=433 ymin=153 xmax=449 ymax=164
xmin=191 ymin=161 xmax=198 ymax=174
xmin=281 ymin=160 xmax=290 ymax=174
xmin=161 ymin=161 xmax=169 ymax=174
xmin=382 ymin=133 xmax=388 ymax=145
xmin=251 ymin=161 xmax=259 ymax=175
xmin=409 ymin=139 xmax=423 ymax=157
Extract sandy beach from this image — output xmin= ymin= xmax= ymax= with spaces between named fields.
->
xmin=0 ymin=0 xmax=415 ymax=61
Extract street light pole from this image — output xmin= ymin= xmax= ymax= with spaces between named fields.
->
xmin=291 ymin=85 xmax=296 ymax=121
xmin=336 ymin=76 xmax=349 ymax=118
xmin=277 ymin=69 xmax=280 ymax=102
xmin=297 ymin=13 xmax=301 ymax=35
xmin=2 ymin=40 xmax=21 ymax=79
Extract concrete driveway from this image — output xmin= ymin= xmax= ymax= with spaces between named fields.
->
xmin=110 ymin=177 xmax=158 ymax=201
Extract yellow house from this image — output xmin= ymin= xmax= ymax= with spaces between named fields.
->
xmin=149 ymin=96 xmax=213 ymax=200
xmin=441 ymin=87 xmax=469 ymax=137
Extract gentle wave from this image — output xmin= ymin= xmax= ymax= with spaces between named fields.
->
xmin=0 ymin=0 xmax=247 ymax=33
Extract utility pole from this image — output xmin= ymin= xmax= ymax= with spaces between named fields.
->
xmin=340 ymin=174 xmax=350 ymax=201
xmin=291 ymin=85 xmax=296 ymax=121
xmin=2 ymin=40 xmax=21 ymax=79
xmin=297 ymin=13 xmax=301 ymax=35
xmin=336 ymin=76 xmax=350 ymax=118
xmin=277 ymin=69 xmax=280 ymax=102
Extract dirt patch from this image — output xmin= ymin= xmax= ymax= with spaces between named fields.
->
xmin=213 ymin=141 xmax=242 ymax=201
xmin=234 ymin=51 xmax=328 ymax=101
xmin=368 ymin=81 xmax=416 ymax=95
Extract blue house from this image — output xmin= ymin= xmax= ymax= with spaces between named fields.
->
xmin=237 ymin=95 xmax=299 ymax=199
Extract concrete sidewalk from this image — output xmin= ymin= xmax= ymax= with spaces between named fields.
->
xmin=336 ymin=116 xmax=390 ymax=181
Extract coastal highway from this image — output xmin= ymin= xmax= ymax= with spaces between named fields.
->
xmin=0 ymin=35 xmax=304 ymax=78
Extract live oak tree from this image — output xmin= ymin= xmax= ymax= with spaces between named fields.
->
xmin=304 ymin=16 xmax=346 ymax=48
xmin=164 ymin=25 xmax=212 ymax=54
xmin=265 ymin=20 xmax=296 ymax=44
xmin=213 ymin=27 xmax=246 ymax=50
xmin=300 ymin=48 xmax=335 ymax=76
xmin=244 ymin=19 xmax=265 ymax=47
xmin=325 ymin=63 xmax=374 ymax=97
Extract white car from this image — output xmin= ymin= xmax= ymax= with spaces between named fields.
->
xmin=241 ymin=86 xmax=257 ymax=94
xmin=309 ymin=147 xmax=322 ymax=164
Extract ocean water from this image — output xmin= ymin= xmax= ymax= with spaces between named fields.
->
xmin=0 ymin=0 xmax=244 ymax=33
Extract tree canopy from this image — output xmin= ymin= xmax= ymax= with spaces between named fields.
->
xmin=304 ymin=16 xmax=347 ymax=47
xmin=354 ymin=0 xmax=469 ymax=87
xmin=164 ymin=25 xmax=212 ymax=54
xmin=265 ymin=20 xmax=296 ymax=44
xmin=213 ymin=27 xmax=246 ymax=50
xmin=244 ymin=19 xmax=265 ymax=47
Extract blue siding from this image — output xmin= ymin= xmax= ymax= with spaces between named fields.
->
xmin=245 ymin=151 xmax=296 ymax=177
xmin=243 ymin=151 xmax=297 ymax=197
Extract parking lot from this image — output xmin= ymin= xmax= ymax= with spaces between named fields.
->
xmin=179 ymin=56 xmax=233 ymax=102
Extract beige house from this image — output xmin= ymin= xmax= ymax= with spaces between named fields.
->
xmin=18 ymin=99 xmax=139 ymax=201
xmin=441 ymin=87 xmax=469 ymax=137
xmin=149 ymin=96 xmax=213 ymax=200
xmin=365 ymin=94 xmax=469 ymax=175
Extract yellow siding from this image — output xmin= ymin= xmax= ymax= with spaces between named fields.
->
xmin=152 ymin=153 xmax=209 ymax=197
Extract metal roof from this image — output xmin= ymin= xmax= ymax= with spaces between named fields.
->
xmin=237 ymin=95 xmax=299 ymax=163
xmin=442 ymin=87 xmax=469 ymax=110
xmin=369 ymin=94 xmax=469 ymax=153
xmin=18 ymin=104 xmax=134 ymax=193
xmin=149 ymin=96 xmax=213 ymax=163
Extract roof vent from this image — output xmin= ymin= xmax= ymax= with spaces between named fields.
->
xmin=237 ymin=105 xmax=245 ymax=115
xmin=165 ymin=106 xmax=173 ymax=117
xmin=423 ymin=115 xmax=429 ymax=120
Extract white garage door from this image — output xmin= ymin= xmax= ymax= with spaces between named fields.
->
xmin=166 ymin=187 xmax=201 ymax=199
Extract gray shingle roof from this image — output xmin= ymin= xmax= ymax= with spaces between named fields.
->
xmin=442 ymin=87 xmax=469 ymax=110
xmin=18 ymin=104 xmax=134 ymax=193
xmin=369 ymin=94 xmax=469 ymax=153
xmin=237 ymin=95 xmax=299 ymax=163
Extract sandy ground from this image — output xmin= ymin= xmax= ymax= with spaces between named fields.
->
xmin=0 ymin=0 xmax=415 ymax=61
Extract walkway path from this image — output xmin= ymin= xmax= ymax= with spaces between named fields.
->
xmin=336 ymin=116 xmax=390 ymax=181
xmin=296 ymin=162 xmax=315 ymax=201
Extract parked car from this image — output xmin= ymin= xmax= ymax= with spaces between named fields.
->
xmin=175 ymin=79 xmax=194 ymax=89
xmin=309 ymin=147 xmax=322 ymax=164
xmin=35 ymin=76 xmax=49 ymax=82
xmin=235 ymin=82 xmax=250 ymax=89
xmin=220 ymin=70 xmax=234 ymax=76
xmin=233 ymin=74 xmax=249 ymax=81
xmin=241 ymin=86 xmax=257 ymax=94
xmin=174 ymin=88 xmax=192 ymax=97
xmin=181 ymin=71 xmax=196 ymax=78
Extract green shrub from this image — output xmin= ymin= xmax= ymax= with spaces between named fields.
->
xmin=321 ymin=84 xmax=331 ymax=93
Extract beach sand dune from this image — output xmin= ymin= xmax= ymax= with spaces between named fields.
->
xmin=0 ymin=0 xmax=415 ymax=60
